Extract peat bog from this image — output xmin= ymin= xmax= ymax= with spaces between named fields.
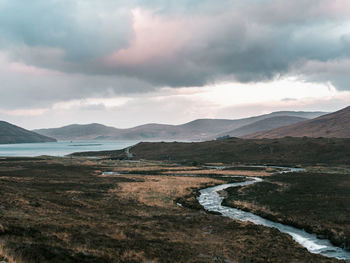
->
xmin=222 ymin=170 xmax=350 ymax=251
xmin=0 ymin=157 xmax=345 ymax=262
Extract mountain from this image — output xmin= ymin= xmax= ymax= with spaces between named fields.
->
xmin=0 ymin=121 xmax=56 ymax=144
xmin=182 ymin=111 xmax=326 ymax=137
xmin=71 ymin=137 xmax=350 ymax=166
xmin=34 ymin=111 xmax=327 ymax=141
xmin=217 ymin=116 xmax=308 ymax=138
xmin=34 ymin=123 xmax=122 ymax=141
xmin=246 ymin=106 xmax=350 ymax=139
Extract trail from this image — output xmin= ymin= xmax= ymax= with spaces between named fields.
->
xmin=125 ymin=146 xmax=134 ymax=158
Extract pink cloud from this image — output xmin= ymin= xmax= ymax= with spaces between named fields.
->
xmin=0 ymin=108 xmax=48 ymax=116
xmin=7 ymin=62 xmax=60 ymax=76
xmin=104 ymin=8 xmax=193 ymax=66
xmin=317 ymin=0 xmax=350 ymax=17
xmin=0 ymin=50 xmax=62 ymax=76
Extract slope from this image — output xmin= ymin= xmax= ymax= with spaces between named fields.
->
xmin=0 ymin=121 xmax=56 ymax=144
xmin=246 ymin=106 xmax=350 ymax=138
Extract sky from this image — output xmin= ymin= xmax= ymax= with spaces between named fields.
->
xmin=0 ymin=0 xmax=350 ymax=129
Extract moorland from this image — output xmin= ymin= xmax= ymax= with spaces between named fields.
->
xmin=223 ymin=169 xmax=350 ymax=250
xmin=72 ymin=137 xmax=350 ymax=166
xmin=0 ymin=156 xmax=346 ymax=262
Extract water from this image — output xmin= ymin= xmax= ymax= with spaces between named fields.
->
xmin=198 ymin=177 xmax=350 ymax=261
xmin=0 ymin=140 xmax=140 ymax=157
xmin=205 ymin=165 xmax=305 ymax=174
xmin=246 ymin=165 xmax=305 ymax=174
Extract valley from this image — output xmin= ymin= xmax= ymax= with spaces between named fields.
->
xmin=0 ymin=157 xmax=349 ymax=262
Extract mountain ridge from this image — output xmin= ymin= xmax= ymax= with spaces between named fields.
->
xmin=217 ymin=116 xmax=308 ymax=138
xmin=246 ymin=106 xmax=350 ymax=138
xmin=34 ymin=111 xmax=327 ymax=141
xmin=0 ymin=121 xmax=57 ymax=144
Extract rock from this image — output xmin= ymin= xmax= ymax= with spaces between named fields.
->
xmin=213 ymin=256 xmax=221 ymax=262
xmin=217 ymin=190 xmax=228 ymax=198
xmin=316 ymin=234 xmax=326 ymax=239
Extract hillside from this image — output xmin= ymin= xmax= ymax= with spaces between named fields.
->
xmin=33 ymin=123 xmax=122 ymax=141
xmin=246 ymin=106 xmax=350 ymax=138
xmin=216 ymin=116 xmax=307 ymax=138
xmin=0 ymin=121 xmax=56 ymax=144
xmin=71 ymin=137 xmax=350 ymax=166
xmin=34 ymin=111 xmax=326 ymax=141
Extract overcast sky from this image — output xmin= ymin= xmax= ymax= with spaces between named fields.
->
xmin=0 ymin=0 xmax=350 ymax=129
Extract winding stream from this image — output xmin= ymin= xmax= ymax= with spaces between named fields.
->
xmin=197 ymin=169 xmax=350 ymax=261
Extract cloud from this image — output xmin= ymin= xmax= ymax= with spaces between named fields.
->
xmin=3 ymin=86 xmax=350 ymax=130
xmin=281 ymin=98 xmax=298 ymax=102
xmin=0 ymin=0 xmax=350 ymax=114
xmin=0 ymin=108 xmax=48 ymax=117
xmin=291 ymin=58 xmax=350 ymax=90
xmin=0 ymin=0 xmax=133 ymax=60
xmin=0 ymin=51 xmax=155 ymax=109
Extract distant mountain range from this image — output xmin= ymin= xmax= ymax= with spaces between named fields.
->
xmin=34 ymin=111 xmax=327 ymax=141
xmin=213 ymin=116 xmax=308 ymax=139
xmin=3 ymin=106 xmax=349 ymax=145
xmin=246 ymin=106 xmax=350 ymax=139
xmin=0 ymin=121 xmax=56 ymax=144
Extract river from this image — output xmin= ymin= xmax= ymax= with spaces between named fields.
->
xmin=198 ymin=170 xmax=350 ymax=261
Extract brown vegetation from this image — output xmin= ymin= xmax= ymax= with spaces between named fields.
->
xmin=223 ymin=171 xmax=350 ymax=250
xmin=0 ymin=121 xmax=56 ymax=144
xmin=73 ymin=137 xmax=350 ymax=166
xmin=0 ymin=157 xmax=339 ymax=262
xmin=246 ymin=105 xmax=350 ymax=138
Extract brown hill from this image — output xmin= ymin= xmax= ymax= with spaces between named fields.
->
xmin=33 ymin=123 xmax=122 ymax=141
xmin=215 ymin=116 xmax=307 ymax=138
xmin=0 ymin=121 xmax=56 ymax=144
xmin=246 ymin=106 xmax=350 ymax=139
xmin=34 ymin=111 xmax=326 ymax=141
xmin=71 ymin=137 xmax=350 ymax=165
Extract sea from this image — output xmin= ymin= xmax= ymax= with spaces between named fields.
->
xmin=0 ymin=140 xmax=140 ymax=157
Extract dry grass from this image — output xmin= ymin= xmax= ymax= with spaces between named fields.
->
xmin=306 ymin=165 xmax=350 ymax=175
xmin=0 ymin=242 xmax=23 ymax=263
xmin=112 ymin=175 xmax=221 ymax=207
xmin=0 ymin=176 xmax=34 ymax=182
xmin=223 ymin=172 xmax=350 ymax=250
xmin=231 ymin=200 xmax=279 ymax=217
xmin=0 ymin=157 xmax=339 ymax=262
xmin=109 ymin=165 xmax=199 ymax=172
xmin=161 ymin=169 xmax=269 ymax=177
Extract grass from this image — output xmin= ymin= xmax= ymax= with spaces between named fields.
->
xmin=0 ymin=157 xmax=343 ymax=262
xmin=71 ymin=137 xmax=350 ymax=166
xmin=223 ymin=171 xmax=350 ymax=250
xmin=114 ymin=175 xmax=225 ymax=207
xmin=161 ymin=169 xmax=270 ymax=177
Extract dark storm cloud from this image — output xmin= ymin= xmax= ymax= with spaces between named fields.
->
xmin=0 ymin=0 xmax=135 ymax=60
xmin=0 ymin=0 xmax=349 ymax=110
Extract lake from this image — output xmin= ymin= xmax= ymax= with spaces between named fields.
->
xmin=0 ymin=140 xmax=140 ymax=157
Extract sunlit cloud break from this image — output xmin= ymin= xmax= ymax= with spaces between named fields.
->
xmin=0 ymin=0 xmax=349 ymax=129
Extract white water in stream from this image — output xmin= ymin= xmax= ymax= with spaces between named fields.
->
xmin=198 ymin=168 xmax=350 ymax=261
